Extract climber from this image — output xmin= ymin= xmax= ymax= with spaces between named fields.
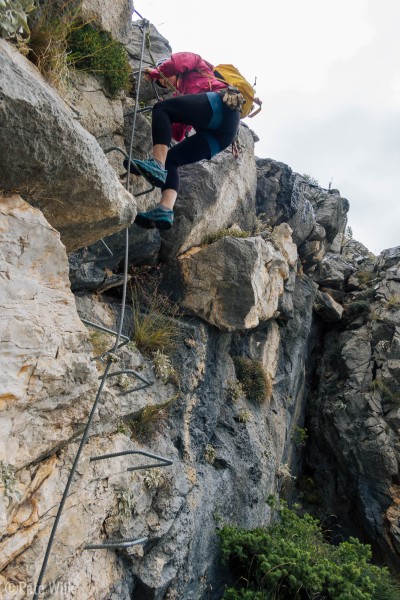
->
xmin=125 ymin=52 xmax=242 ymax=230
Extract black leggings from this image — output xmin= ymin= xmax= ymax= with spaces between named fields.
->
xmin=152 ymin=93 xmax=240 ymax=193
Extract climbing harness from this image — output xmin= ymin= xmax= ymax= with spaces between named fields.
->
xmin=33 ymin=15 xmax=172 ymax=599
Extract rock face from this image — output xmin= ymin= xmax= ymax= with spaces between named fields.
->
xmin=305 ymin=244 xmax=400 ymax=571
xmin=0 ymin=39 xmax=135 ymax=252
xmin=256 ymin=159 xmax=349 ymax=269
xmin=1 ymin=8 xmax=399 ymax=600
xmin=0 ymin=195 xmax=99 ymax=469
xmin=81 ymin=0 xmax=134 ymax=43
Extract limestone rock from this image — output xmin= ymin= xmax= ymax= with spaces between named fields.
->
xmin=314 ymin=290 xmax=344 ymax=322
xmin=0 ymin=196 xmax=99 ymax=468
xmin=313 ymin=253 xmax=354 ymax=289
xmin=256 ymin=160 xmax=349 ymax=267
xmin=160 ymin=125 xmax=257 ymax=261
xmin=307 ymin=247 xmax=400 ymax=571
xmin=165 ymin=235 xmax=292 ymax=332
xmin=0 ymin=39 xmax=135 ymax=252
xmin=81 ymin=0 xmax=134 ymax=43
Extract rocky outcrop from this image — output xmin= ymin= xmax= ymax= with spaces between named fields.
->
xmin=160 ymin=125 xmax=258 ymax=261
xmin=0 ymin=196 xmax=314 ymax=598
xmin=0 ymin=39 xmax=135 ymax=252
xmin=81 ymin=0 xmax=134 ymax=43
xmin=162 ymin=224 xmax=297 ymax=332
xmin=255 ymin=159 xmax=349 ymax=270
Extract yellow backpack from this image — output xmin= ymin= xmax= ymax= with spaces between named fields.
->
xmin=213 ymin=64 xmax=262 ymax=118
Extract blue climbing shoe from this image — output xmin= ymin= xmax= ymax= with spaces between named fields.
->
xmin=123 ymin=157 xmax=167 ymax=188
xmin=135 ymin=206 xmax=174 ymax=230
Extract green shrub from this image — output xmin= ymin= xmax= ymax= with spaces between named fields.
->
xmin=233 ymin=357 xmax=271 ymax=403
xmin=0 ymin=0 xmax=35 ymax=39
xmin=302 ymin=173 xmax=319 ymax=186
xmin=67 ymin=23 xmax=131 ymax=96
xmin=291 ymin=426 xmax=308 ymax=447
xmin=219 ymin=503 xmax=400 ymax=600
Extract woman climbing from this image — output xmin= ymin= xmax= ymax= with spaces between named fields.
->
xmin=125 ymin=52 xmax=243 ymax=230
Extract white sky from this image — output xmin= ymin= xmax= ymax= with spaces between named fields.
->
xmin=134 ymin=0 xmax=400 ymax=254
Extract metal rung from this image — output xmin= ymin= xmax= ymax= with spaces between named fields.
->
xmin=81 ymin=319 xmax=130 ymax=361
xmin=80 ymin=239 xmax=114 ymax=264
xmin=104 ymin=146 xmax=155 ymax=197
xmin=85 ymin=536 xmax=148 ymax=550
xmin=81 ymin=319 xmax=130 ymax=345
xmin=104 ymin=369 xmax=153 ymax=394
xmin=90 ymin=449 xmax=173 ymax=470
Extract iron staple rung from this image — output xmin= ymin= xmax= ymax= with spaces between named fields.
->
xmin=80 ymin=319 xmax=130 ymax=345
xmin=127 ymin=461 xmax=172 ymax=471
xmin=90 ymin=449 xmax=173 ymax=468
xmin=85 ymin=536 xmax=148 ymax=550
xmin=103 ymin=146 xmax=156 ymax=196
xmin=103 ymin=369 xmax=153 ymax=394
xmin=80 ymin=239 xmax=114 ymax=263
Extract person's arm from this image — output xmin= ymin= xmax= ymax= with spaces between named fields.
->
xmin=146 ymin=52 xmax=204 ymax=80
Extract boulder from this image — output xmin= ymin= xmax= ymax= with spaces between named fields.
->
xmin=313 ymin=253 xmax=354 ymax=289
xmin=0 ymin=39 xmax=135 ymax=252
xmin=163 ymin=234 xmax=292 ymax=332
xmin=314 ymin=290 xmax=344 ymax=322
xmin=160 ymin=124 xmax=257 ymax=261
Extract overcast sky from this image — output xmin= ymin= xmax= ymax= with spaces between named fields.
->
xmin=134 ymin=0 xmax=400 ymax=254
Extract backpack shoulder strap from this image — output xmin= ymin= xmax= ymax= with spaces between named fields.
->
xmin=248 ymin=98 xmax=262 ymax=118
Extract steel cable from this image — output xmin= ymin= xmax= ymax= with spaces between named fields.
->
xmin=32 ymin=16 xmax=160 ymax=599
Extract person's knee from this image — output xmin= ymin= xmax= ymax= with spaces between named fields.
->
xmin=152 ymin=101 xmax=165 ymax=118
xmin=165 ymin=150 xmax=181 ymax=169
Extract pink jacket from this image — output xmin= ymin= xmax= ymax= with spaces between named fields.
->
xmin=147 ymin=52 xmax=227 ymax=141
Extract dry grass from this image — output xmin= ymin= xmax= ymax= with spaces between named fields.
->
xmin=130 ymin=284 xmax=182 ymax=356
xmin=126 ymin=394 xmax=179 ymax=441
xmin=27 ymin=1 xmax=85 ymax=90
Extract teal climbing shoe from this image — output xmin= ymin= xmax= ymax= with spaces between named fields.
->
xmin=135 ymin=206 xmax=174 ymax=230
xmin=123 ymin=157 xmax=167 ymax=188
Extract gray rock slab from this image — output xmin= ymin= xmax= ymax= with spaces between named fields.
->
xmin=0 ymin=39 xmax=135 ymax=252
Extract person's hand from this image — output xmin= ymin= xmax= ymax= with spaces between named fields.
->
xmin=222 ymin=86 xmax=245 ymax=111
xmin=143 ymin=68 xmax=153 ymax=82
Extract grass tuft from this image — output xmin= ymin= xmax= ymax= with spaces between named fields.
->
xmin=130 ymin=284 xmax=182 ymax=356
xmin=233 ymin=356 xmax=272 ymax=403
xmin=202 ymin=227 xmax=251 ymax=245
